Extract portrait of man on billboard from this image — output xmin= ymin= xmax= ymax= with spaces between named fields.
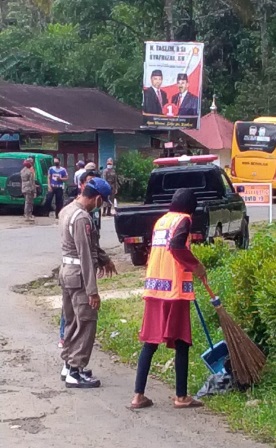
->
xmin=172 ymin=73 xmax=198 ymax=116
xmin=143 ymin=69 xmax=168 ymax=115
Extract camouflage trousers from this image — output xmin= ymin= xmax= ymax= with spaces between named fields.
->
xmin=24 ymin=192 xmax=35 ymax=218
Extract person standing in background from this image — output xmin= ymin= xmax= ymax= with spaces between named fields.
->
xmin=74 ymin=160 xmax=86 ymax=194
xmin=85 ymin=162 xmax=101 ymax=178
xmin=102 ymin=158 xmax=118 ymax=216
xmin=45 ymin=156 xmax=68 ymax=219
xmin=20 ymin=159 xmax=36 ymax=222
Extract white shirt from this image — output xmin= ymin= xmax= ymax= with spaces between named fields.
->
xmin=178 ymin=90 xmax=188 ymax=106
xmin=74 ymin=168 xmax=86 ymax=188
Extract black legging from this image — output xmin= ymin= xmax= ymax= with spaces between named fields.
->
xmin=135 ymin=340 xmax=189 ymax=397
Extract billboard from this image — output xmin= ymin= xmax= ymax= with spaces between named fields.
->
xmin=20 ymin=135 xmax=58 ymax=151
xmin=142 ymin=41 xmax=204 ymax=130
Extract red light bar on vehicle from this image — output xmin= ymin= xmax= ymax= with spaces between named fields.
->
xmin=153 ymin=154 xmax=218 ymax=166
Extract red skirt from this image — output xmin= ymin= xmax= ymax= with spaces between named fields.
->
xmin=139 ymin=297 xmax=192 ymax=349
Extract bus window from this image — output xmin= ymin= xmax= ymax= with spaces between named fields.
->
xmin=231 ymin=118 xmax=276 ymax=193
xmin=236 ymin=122 xmax=276 ymax=154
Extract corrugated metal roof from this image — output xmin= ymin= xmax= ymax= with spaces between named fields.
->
xmin=0 ymin=82 xmax=143 ymax=133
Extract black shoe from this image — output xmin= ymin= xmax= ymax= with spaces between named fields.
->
xmin=61 ymin=364 xmax=92 ymax=382
xmin=65 ymin=370 xmax=101 ymax=389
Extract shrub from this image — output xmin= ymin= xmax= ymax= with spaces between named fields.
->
xmin=192 ymin=239 xmax=230 ymax=269
xmin=193 ymin=226 xmax=276 ymax=356
xmin=116 ymin=151 xmax=154 ymax=201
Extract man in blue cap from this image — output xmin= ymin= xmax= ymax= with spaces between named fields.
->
xmin=59 ymin=177 xmax=112 ymax=388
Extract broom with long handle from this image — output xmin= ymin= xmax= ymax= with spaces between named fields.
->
xmin=202 ymin=279 xmax=266 ymax=387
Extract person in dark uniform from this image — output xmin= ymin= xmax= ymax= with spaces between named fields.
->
xmin=143 ymin=70 xmax=168 ymax=115
xmin=102 ymin=158 xmax=117 ymax=217
xmin=172 ymin=74 xmax=198 ymax=116
xmin=59 ymin=178 xmax=113 ymax=389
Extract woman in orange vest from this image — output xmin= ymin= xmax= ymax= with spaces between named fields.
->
xmin=130 ymin=188 xmax=207 ymax=409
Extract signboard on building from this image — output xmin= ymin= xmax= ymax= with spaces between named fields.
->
xmin=142 ymin=41 xmax=204 ymax=130
xmin=20 ymin=135 xmax=58 ymax=151
xmin=0 ymin=133 xmax=19 ymax=141
xmin=233 ymin=183 xmax=273 ymax=223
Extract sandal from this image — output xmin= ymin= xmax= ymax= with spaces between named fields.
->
xmin=174 ymin=397 xmax=203 ymax=409
xmin=130 ymin=396 xmax=153 ymax=409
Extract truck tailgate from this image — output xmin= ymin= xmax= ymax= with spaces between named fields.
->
xmin=114 ymin=204 xmax=208 ymax=242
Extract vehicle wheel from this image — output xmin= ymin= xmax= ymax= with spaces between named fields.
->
xmin=130 ymin=248 xmax=148 ymax=266
xmin=235 ymin=219 xmax=249 ymax=249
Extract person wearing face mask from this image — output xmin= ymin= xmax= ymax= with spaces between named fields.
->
xmin=57 ymin=172 xmax=117 ymax=350
xmin=102 ymin=158 xmax=118 ymax=216
xmin=45 ymin=157 xmax=68 ymax=219
xmin=58 ymin=177 xmax=112 ymax=388
xmin=78 ymin=171 xmax=117 ymax=275
xmin=20 ymin=159 xmax=36 ymax=222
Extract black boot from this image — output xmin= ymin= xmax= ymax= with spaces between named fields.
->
xmin=107 ymin=207 xmax=112 ymax=216
xmin=102 ymin=207 xmax=107 ymax=217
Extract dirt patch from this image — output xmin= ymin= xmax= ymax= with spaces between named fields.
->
xmin=5 ymin=416 xmax=46 ymax=434
xmin=32 ymin=390 xmax=68 ymax=400
xmin=1 ymin=348 xmax=31 ymax=368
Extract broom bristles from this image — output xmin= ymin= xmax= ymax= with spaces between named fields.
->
xmin=215 ymin=306 xmax=266 ymax=386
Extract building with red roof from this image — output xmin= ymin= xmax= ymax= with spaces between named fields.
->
xmin=181 ymin=97 xmax=234 ymax=168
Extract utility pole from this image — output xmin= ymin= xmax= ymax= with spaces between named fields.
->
xmin=164 ymin=0 xmax=174 ymax=41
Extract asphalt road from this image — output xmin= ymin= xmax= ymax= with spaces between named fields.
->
xmin=0 ymin=215 xmax=269 ymax=448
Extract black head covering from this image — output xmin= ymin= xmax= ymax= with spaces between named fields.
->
xmin=177 ymin=73 xmax=188 ymax=82
xmin=169 ymin=188 xmax=197 ymax=214
xmin=151 ymin=69 xmax=163 ymax=77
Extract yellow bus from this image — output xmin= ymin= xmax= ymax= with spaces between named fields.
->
xmin=231 ymin=117 xmax=276 ymax=195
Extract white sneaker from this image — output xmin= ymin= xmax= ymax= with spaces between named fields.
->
xmin=60 ymin=363 xmax=69 ymax=381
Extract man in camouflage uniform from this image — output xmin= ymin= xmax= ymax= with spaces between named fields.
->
xmin=20 ymin=159 xmax=36 ymax=222
xmin=102 ymin=158 xmax=118 ymax=216
xmin=59 ymin=177 xmax=113 ymax=389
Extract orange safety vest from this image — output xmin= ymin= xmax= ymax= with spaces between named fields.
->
xmin=143 ymin=211 xmax=194 ymax=301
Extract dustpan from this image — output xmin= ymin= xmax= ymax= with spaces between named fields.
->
xmin=194 ymin=300 xmax=229 ymax=374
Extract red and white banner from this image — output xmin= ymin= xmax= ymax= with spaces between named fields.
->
xmin=142 ymin=41 xmax=204 ymax=130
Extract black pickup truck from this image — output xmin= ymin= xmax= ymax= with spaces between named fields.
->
xmin=114 ymin=163 xmax=249 ymax=266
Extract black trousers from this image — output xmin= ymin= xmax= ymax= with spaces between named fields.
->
xmin=135 ymin=340 xmax=189 ymax=397
xmin=45 ymin=187 xmax=64 ymax=218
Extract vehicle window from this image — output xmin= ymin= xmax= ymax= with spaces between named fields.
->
xmin=40 ymin=159 xmax=48 ymax=176
xmin=44 ymin=158 xmax=53 ymax=172
xmin=163 ymin=172 xmax=206 ymax=190
xmin=221 ymin=173 xmax=234 ymax=194
xmin=236 ymin=122 xmax=276 ymax=153
xmin=0 ymin=158 xmax=23 ymax=177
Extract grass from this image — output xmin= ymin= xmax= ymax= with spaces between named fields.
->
xmin=19 ymin=222 xmax=276 ymax=444
xmin=98 ymin=268 xmax=144 ymax=291
xmin=97 ymin=294 xmax=276 ymax=445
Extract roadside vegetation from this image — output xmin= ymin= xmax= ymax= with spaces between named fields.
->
xmin=97 ymin=223 xmax=276 ymax=445
xmin=16 ymin=222 xmax=276 ymax=443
